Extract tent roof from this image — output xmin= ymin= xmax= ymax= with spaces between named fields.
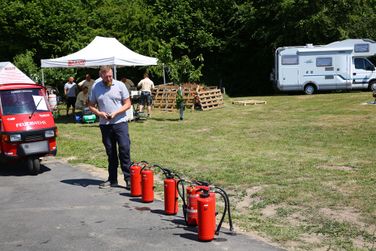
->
xmin=0 ymin=62 xmax=35 ymax=85
xmin=41 ymin=36 xmax=158 ymax=68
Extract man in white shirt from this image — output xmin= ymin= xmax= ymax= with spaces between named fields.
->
xmin=64 ymin=76 xmax=77 ymax=116
xmin=137 ymin=73 xmax=154 ymax=117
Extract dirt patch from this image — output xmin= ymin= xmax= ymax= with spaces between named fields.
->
xmin=235 ymin=186 xmax=263 ymax=213
xmin=319 ymin=207 xmax=362 ymax=227
xmin=286 ymin=233 xmax=327 ymax=251
xmin=196 ymin=128 xmax=211 ymax=133
xmin=286 ymin=211 xmax=306 ymax=227
xmin=316 ymin=164 xmax=355 ymax=171
xmin=261 ymin=204 xmax=279 ymax=217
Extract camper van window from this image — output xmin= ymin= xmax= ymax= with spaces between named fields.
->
xmin=0 ymin=89 xmax=46 ymax=115
xmin=281 ymin=55 xmax=299 ymax=65
xmin=354 ymin=58 xmax=364 ymax=69
xmin=316 ymin=57 xmax=332 ymax=67
xmin=354 ymin=44 xmax=369 ymax=53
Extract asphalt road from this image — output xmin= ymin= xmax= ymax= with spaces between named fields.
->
xmin=0 ymin=158 xmax=284 ymax=251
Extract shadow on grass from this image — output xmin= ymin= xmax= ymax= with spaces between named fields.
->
xmin=149 ymin=117 xmax=180 ymax=122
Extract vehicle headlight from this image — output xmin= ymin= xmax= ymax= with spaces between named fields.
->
xmin=10 ymin=134 xmax=22 ymax=142
xmin=45 ymin=130 xmax=55 ymax=138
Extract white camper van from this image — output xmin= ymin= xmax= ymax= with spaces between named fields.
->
xmin=273 ymin=39 xmax=376 ymax=94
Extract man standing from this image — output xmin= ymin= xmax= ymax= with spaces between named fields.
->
xmin=78 ymin=74 xmax=95 ymax=92
xmin=88 ymin=66 xmax=132 ymax=189
xmin=137 ymin=73 xmax=154 ymax=117
xmin=64 ymin=76 xmax=77 ymax=116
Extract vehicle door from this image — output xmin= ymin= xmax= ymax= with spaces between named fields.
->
xmin=352 ymin=58 xmax=375 ymax=89
xmin=279 ymin=55 xmax=300 ymax=91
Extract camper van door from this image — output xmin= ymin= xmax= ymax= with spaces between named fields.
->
xmin=279 ymin=54 xmax=300 ymax=90
xmin=352 ymin=57 xmax=374 ymax=89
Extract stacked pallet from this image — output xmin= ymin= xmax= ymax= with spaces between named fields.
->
xmin=152 ymin=83 xmax=223 ymax=111
xmin=198 ymin=88 xmax=224 ymax=111
xmin=152 ymin=85 xmax=177 ymax=111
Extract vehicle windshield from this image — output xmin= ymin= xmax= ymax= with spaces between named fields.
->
xmin=0 ymin=89 xmax=49 ymax=115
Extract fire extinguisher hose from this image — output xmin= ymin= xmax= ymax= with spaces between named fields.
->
xmin=177 ymin=179 xmax=188 ymax=223
xmin=214 ymin=186 xmax=235 ymax=235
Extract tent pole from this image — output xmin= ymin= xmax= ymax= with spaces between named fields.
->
xmin=163 ymin=63 xmax=166 ymax=84
xmin=113 ymin=65 xmax=117 ymax=80
xmin=41 ymin=69 xmax=45 ymax=86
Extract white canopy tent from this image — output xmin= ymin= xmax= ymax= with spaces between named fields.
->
xmin=40 ymin=36 xmax=160 ymax=81
xmin=0 ymin=62 xmax=35 ymax=85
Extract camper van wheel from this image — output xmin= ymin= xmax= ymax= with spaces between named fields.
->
xmin=26 ymin=158 xmax=40 ymax=174
xmin=369 ymin=81 xmax=376 ymax=91
xmin=304 ymin=84 xmax=315 ymax=95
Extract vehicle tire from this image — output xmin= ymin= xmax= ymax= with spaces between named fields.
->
xmin=26 ymin=158 xmax=34 ymax=173
xmin=33 ymin=158 xmax=41 ymax=174
xmin=304 ymin=84 xmax=315 ymax=95
xmin=26 ymin=158 xmax=40 ymax=175
xmin=369 ymin=80 xmax=376 ymax=91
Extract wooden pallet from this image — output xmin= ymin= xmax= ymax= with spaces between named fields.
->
xmin=197 ymin=89 xmax=224 ymax=111
xmin=152 ymin=84 xmax=224 ymax=111
xmin=232 ymin=100 xmax=267 ymax=106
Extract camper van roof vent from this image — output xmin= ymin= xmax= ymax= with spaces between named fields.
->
xmin=364 ymin=38 xmax=375 ymax=43
xmin=306 ymin=43 xmax=314 ymax=48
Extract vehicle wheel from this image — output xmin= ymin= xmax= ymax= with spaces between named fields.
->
xmin=304 ymin=84 xmax=315 ymax=95
xmin=33 ymin=158 xmax=41 ymax=174
xmin=369 ymin=81 xmax=376 ymax=91
xmin=26 ymin=158 xmax=34 ymax=173
xmin=26 ymin=158 xmax=40 ymax=175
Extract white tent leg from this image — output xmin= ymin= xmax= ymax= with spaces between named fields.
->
xmin=113 ymin=65 xmax=117 ymax=80
xmin=41 ymin=69 xmax=45 ymax=86
xmin=163 ymin=63 xmax=166 ymax=84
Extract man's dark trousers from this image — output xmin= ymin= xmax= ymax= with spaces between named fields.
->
xmin=100 ymin=122 xmax=131 ymax=183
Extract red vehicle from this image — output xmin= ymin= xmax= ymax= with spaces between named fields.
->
xmin=0 ymin=62 xmax=57 ymax=174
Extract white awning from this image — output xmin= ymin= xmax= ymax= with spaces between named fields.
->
xmin=41 ymin=36 xmax=158 ymax=68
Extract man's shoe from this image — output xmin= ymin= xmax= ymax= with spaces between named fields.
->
xmin=99 ymin=180 xmax=118 ymax=189
xmin=124 ymin=178 xmax=131 ymax=190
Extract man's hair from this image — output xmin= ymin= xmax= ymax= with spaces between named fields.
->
xmin=99 ymin=65 xmax=112 ymax=75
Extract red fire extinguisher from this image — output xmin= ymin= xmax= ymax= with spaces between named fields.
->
xmin=161 ymin=167 xmax=181 ymax=215
xmin=197 ymin=189 xmax=216 ymax=241
xmin=130 ymin=161 xmax=148 ymax=197
xmin=197 ymin=186 xmax=235 ymax=242
xmin=177 ymin=180 xmax=210 ymax=226
xmin=141 ymin=165 xmax=154 ymax=203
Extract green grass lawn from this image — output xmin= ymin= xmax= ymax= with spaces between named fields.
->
xmin=55 ymin=91 xmax=376 ymax=250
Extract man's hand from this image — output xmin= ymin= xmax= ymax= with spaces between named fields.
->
xmin=98 ymin=111 xmax=111 ymax=120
